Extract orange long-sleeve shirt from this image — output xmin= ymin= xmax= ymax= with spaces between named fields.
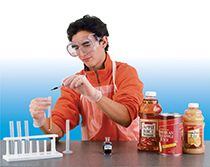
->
xmin=52 ymin=53 xmax=144 ymax=139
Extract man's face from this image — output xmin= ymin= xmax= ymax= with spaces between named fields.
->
xmin=72 ymin=31 xmax=107 ymax=71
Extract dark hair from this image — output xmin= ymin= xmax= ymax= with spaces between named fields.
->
xmin=67 ymin=15 xmax=109 ymax=51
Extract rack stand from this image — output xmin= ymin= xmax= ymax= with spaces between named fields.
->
xmin=3 ymin=134 xmax=63 ymax=162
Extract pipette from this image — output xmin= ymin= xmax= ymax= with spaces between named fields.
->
xmin=51 ymin=84 xmax=63 ymax=91
xmin=48 ymin=96 xmax=52 ymax=131
xmin=51 ymin=76 xmax=87 ymax=91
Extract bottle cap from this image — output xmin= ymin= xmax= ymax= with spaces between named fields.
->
xmin=188 ymin=103 xmax=199 ymax=108
xmin=145 ymin=91 xmax=156 ymax=97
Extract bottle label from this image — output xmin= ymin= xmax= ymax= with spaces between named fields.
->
xmin=104 ymin=144 xmax=112 ymax=150
xmin=159 ymin=116 xmax=183 ymax=155
xmin=140 ymin=119 xmax=158 ymax=137
xmin=184 ymin=125 xmax=202 ymax=148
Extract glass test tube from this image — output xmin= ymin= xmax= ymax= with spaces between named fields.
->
xmin=16 ymin=121 xmax=22 ymax=154
xmin=48 ymin=96 xmax=52 ymax=131
xmin=9 ymin=121 xmax=14 ymax=154
xmin=63 ymin=119 xmax=73 ymax=154
xmin=24 ymin=120 xmax=29 ymax=153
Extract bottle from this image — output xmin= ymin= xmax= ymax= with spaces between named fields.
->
xmin=183 ymin=103 xmax=205 ymax=154
xmin=138 ymin=91 xmax=162 ymax=151
xmin=103 ymin=137 xmax=112 ymax=155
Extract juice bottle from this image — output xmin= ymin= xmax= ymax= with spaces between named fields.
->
xmin=183 ymin=103 xmax=205 ymax=154
xmin=138 ymin=91 xmax=162 ymax=151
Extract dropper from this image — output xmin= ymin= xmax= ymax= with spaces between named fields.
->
xmin=51 ymin=84 xmax=63 ymax=91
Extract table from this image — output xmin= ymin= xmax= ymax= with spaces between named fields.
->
xmin=1 ymin=140 xmax=209 ymax=167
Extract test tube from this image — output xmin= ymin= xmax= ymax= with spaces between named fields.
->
xmin=63 ymin=119 xmax=73 ymax=154
xmin=9 ymin=121 xmax=14 ymax=154
xmin=48 ymin=96 xmax=52 ymax=131
xmin=17 ymin=121 xmax=22 ymax=137
xmin=24 ymin=120 xmax=29 ymax=153
xmin=16 ymin=121 xmax=22 ymax=154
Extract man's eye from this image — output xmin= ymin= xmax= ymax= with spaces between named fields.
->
xmin=82 ymin=41 xmax=91 ymax=47
xmin=72 ymin=45 xmax=79 ymax=50
xmin=83 ymin=44 xmax=91 ymax=47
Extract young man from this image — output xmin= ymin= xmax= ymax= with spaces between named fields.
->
xmin=29 ymin=15 xmax=144 ymax=141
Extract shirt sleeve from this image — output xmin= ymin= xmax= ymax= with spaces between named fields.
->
xmin=52 ymin=86 xmax=80 ymax=137
xmin=113 ymin=63 xmax=144 ymax=122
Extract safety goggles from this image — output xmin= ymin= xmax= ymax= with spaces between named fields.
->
xmin=66 ymin=33 xmax=101 ymax=57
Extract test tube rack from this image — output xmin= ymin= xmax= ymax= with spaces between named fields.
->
xmin=3 ymin=134 xmax=63 ymax=162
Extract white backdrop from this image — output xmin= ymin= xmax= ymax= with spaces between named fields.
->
xmin=1 ymin=0 xmax=210 ymax=140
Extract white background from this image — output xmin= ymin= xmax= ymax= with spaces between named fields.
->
xmin=0 ymin=0 xmax=210 ymax=140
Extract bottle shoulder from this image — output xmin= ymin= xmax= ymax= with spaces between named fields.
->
xmin=140 ymin=100 xmax=162 ymax=114
xmin=183 ymin=109 xmax=204 ymax=122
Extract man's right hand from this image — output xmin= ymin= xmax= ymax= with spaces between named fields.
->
xmin=29 ymin=98 xmax=52 ymax=127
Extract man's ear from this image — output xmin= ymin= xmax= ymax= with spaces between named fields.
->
xmin=101 ymin=36 xmax=108 ymax=49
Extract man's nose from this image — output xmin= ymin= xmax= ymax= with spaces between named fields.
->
xmin=79 ymin=48 xmax=87 ymax=57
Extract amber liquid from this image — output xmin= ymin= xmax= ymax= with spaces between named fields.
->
xmin=48 ymin=118 xmax=52 ymax=131
xmin=138 ymin=99 xmax=162 ymax=151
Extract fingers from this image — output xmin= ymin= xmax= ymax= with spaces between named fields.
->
xmin=62 ymin=75 xmax=85 ymax=89
xmin=30 ymin=98 xmax=51 ymax=108
xmin=62 ymin=75 xmax=75 ymax=87
xmin=61 ymin=76 xmax=71 ymax=83
xmin=70 ymin=75 xmax=84 ymax=88
xmin=30 ymin=110 xmax=44 ymax=118
xmin=29 ymin=98 xmax=51 ymax=119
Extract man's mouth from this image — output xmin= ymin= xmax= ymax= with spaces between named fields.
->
xmin=82 ymin=57 xmax=92 ymax=62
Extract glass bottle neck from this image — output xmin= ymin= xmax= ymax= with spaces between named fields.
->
xmin=189 ymin=107 xmax=198 ymax=109
xmin=145 ymin=96 xmax=156 ymax=99
xmin=105 ymin=137 xmax=110 ymax=142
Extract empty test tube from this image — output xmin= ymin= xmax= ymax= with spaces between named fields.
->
xmin=24 ymin=120 xmax=29 ymax=136
xmin=16 ymin=121 xmax=22 ymax=154
xmin=24 ymin=120 xmax=29 ymax=153
xmin=9 ymin=121 xmax=14 ymax=154
xmin=9 ymin=121 xmax=14 ymax=138
xmin=17 ymin=121 xmax=22 ymax=137
xmin=63 ymin=119 xmax=73 ymax=154
xmin=48 ymin=96 xmax=52 ymax=131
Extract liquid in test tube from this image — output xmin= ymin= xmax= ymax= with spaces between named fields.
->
xmin=48 ymin=96 xmax=52 ymax=131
